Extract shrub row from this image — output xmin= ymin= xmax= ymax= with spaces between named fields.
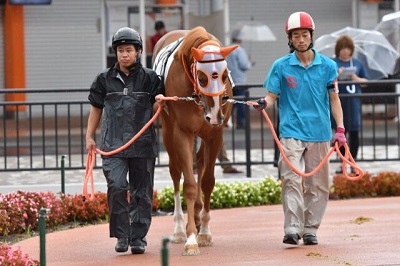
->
xmin=157 ymin=176 xmax=281 ymax=211
xmin=330 ymin=171 xmax=400 ymax=199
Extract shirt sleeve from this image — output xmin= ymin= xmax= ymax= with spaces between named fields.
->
xmin=263 ymin=61 xmax=281 ymax=95
xmin=88 ymin=73 xmax=106 ymax=109
xmin=148 ymin=71 xmax=165 ymax=105
xmin=327 ymin=59 xmax=339 ymax=92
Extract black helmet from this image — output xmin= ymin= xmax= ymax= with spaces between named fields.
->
xmin=112 ymin=27 xmax=142 ymax=51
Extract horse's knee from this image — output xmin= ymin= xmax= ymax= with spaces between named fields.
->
xmin=183 ymin=183 xmax=197 ymax=201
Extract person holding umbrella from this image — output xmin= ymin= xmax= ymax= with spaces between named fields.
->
xmin=332 ymin=34 xmax=368 ymax=173
xmin=254 ymin=11 xmax=346 ymax=245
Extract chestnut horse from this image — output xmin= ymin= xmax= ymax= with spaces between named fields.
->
xmin=153 ymin=26 xmax=237 ymax=255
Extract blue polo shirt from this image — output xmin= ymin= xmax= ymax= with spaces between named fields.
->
xmin=264 ymin=49 xmax=338 ymax=142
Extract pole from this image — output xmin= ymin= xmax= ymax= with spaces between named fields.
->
xmin=139 ymin=0 xmax=146 ymax=67
xmin=245 ymin=89 xmax=251 ymax=178
xmin=161 ymin=237 xmax=170 ymax=266
xmin=61 ymin=155 xmax=65 ymax=194
xmin=39 ymin=208 xmax=50 ymax=266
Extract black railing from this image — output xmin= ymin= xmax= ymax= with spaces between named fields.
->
xmin=1 ymin=81 xmax=399 ymax=177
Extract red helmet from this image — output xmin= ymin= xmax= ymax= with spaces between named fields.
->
xmin=285 ymin=11 xmax=315 ymax=34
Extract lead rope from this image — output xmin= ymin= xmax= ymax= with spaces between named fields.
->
xmin=83 ymin=96 xmax=178 ymax=201
xmin=245 ymin=100 xmax=364 ymax=181
xmin=83 ymin=97 xmax=364 ymax=201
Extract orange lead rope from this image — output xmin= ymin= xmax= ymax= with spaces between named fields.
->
xmin=83 ymin=99 xmax=177 ymax=201
xmin=246 ymin=101 xmax=364 ymax=181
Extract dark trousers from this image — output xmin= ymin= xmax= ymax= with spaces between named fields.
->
xmin=233 ymin=87 xmax=247 ymax=127
xmin=102 ymin=157 xmax=155 ymax=246
xmin=339 ymin=130 xmax=359 ymax=159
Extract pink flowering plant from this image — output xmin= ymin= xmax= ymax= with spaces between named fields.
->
xmin=0 ymin=244 xmax=39 ymax=265
xmin=0 ymin=191 xmax=108 ymax=264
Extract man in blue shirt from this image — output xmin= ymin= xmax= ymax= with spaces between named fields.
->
xmin=254 ymin=12 xmax=346 ymax=246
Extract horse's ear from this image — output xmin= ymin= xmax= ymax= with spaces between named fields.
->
xmin=191 ymin=47 xmax=205 ymax=61
xmin=220 ymin=45 xmax=239 ymax=59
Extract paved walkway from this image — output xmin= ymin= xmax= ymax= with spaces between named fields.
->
xmin=13 ymin=196 xmax=400 ymax=266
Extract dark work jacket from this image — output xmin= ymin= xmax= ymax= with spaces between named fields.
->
xmin=88 ymin=63 xmax=164 ymax=158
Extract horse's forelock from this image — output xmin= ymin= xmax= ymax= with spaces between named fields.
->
xmin=180 ymin=27 xmax=213 ymax=62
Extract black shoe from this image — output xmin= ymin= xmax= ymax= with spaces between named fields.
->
xmin=131 ymin=245 xmax=145 ymax=254
xmin=303 ymin=233 xmax=318 ymax=245
xmin=283 ymin=234 xmax=300 ymax=245
xmin=223 ymin=167 xmax=243 ymax=174
xmin=115 ymin=238 xmax=129 ymax=252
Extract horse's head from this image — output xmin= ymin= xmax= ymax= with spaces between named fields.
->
xmin=191 ymin=41 xmax=238 ymax=125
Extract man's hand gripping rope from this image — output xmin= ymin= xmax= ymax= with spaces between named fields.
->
xmin=83 ymin=95 xmax=177 ymax=201
xmin=248 ymin=99 xmax=364 ymax=181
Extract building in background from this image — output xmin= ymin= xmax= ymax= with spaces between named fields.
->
xmin=0 ymin=0 xmax=398 ymax=114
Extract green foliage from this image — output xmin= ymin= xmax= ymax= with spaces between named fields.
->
xmin=156 ymin=176 xmax=282 ymax=211
xmin=157 ymin=185 xmax=186 ymax=211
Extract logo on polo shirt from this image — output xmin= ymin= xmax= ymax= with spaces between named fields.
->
xmin=286 ymin=76 xmax=297 ymax=88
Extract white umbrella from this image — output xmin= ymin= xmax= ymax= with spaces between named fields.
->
xmin=374 ymin=11 xmax=400 ymax=50
xmin=314 ymin=27 xmax=400 ymax=79
xmin=232 ymin=21 xmax=277 ymax=42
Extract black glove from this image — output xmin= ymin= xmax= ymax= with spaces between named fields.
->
xmin=254 ymin=98 xmax=267 ymax=111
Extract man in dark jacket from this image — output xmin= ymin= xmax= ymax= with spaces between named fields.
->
xmin=86 ymin=27 xmax=165 ymax=254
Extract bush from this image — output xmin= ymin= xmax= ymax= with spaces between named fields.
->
xmin=156 ymin=176 xmax=282 ymax=211
xmin=0 ymin=243 xmax=39 ymax=265
xmin=0 ymin=191 xmax=68 ymax=236
xmin=330 ymin=171 xmax=400 ymax=199
xmin=63 ymin=192 xmax=108 ymax=223
xmin=372 ymin=172 xmax=400 ymax=196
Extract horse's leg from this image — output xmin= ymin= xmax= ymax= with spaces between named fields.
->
xmin=169 ymin=161 xmax=187 ymax=244
xmin=160 ymin=113 xmax=187 ymax=244
xmin=194 ymin=141 xmax=205 ymax=230
xmin=196 ymin=130 xmax=223 ymax=247
xmin=174 ymin=131 xmax=200 ymax=256
xmin=163 ymin=123 xmax=200 ymax=255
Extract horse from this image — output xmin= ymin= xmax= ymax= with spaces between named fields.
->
xmin=152 ymin=26 xmax=238 ymax=255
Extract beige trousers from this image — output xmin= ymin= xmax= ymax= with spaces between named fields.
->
xmin=278 ymin=138 xmax=330 ymax=237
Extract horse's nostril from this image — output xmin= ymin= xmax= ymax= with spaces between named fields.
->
xmin=205 ymin=115 xmax=211 ymax=122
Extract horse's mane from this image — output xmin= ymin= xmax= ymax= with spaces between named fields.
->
xmin=178 ymin=26 xmax=214 ymax=63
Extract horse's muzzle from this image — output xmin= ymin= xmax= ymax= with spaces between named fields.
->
xmin=205 ymin=113 xmax=224 ymax=125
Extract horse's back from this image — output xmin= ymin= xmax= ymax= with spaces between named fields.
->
xmin=152 ymin=30 xmax=188 ymax=61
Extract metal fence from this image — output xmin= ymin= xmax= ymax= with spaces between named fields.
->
xmin=1 ymin=80 xmax=399 ymax=177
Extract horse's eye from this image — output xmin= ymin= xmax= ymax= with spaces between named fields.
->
xmin=197 ymin=71 xmax=209 ymax=88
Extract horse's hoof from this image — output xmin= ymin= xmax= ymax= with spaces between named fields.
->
xmin=197 ymin=234 xmax=213 ymax=247
xmin=182 ymin=244 xmax=200 ymax=256
xmin=171 ymin=232 xmax=187 ymax=244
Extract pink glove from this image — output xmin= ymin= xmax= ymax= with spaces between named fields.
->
xmin=333 ymin=127 xmax=346 ymax=147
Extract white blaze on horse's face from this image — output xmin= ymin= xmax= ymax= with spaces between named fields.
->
xmin=191 ymin=42 xmax=238 ymax=125
xmin=208 ymin=96 xmax=220 ymax=125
